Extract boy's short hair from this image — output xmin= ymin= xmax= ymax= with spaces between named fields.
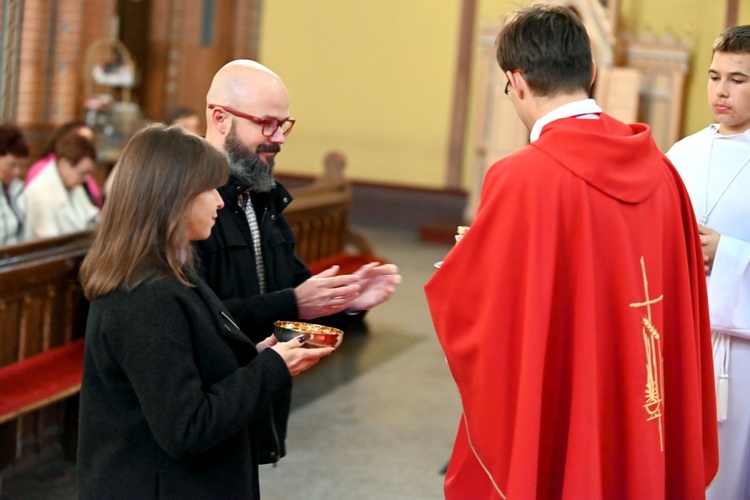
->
xmin=713 ymin=25 xmax=750 ymax=54
xmin=495 ymin=4 xmax=592 ymax=97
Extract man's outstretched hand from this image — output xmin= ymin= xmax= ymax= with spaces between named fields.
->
xmin=294 ymin=262 xmax=401 ymax=319
xmin=347 ymin=262 xmax=401 ymax=312
xmin=295 ymin=266 xmax=361 ymax=319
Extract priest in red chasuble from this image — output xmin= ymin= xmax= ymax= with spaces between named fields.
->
xmin=425 ymin=5 xmax=718 ymax=499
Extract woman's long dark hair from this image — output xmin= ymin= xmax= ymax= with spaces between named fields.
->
xmin=81 ymin=124 xmax=228 ymax=300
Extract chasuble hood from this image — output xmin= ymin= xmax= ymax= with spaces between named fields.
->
xmin=532 ymin=117 xmax=664 ymax=204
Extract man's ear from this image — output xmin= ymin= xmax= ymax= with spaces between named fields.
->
xmin=208 ymin=106 xmax=230 ymax=135
xmin=590 ymin=60 xmax=597 ymax=88
xmin=508 ymin=70 xmax=526 ymax=100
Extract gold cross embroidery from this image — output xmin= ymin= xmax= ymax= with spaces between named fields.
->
xmin=629 ymin=256 xmax=665 ymax=451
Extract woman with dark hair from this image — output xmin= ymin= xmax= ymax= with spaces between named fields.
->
xmin=0 ymin=124 xmax=29 ymax=245
xmin=77 ymin=124 xmax=332 ymax=499
xmin=20 ymin=133 xmax=99 ymax=239
xmin=25 ymin=120 xmax=103 ymax=207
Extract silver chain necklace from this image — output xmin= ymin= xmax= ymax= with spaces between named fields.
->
xmin=701 ymin=130 xmax=750 ymax=225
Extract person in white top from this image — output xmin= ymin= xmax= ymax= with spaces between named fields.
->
xmin=666 ymin=25 xmax=750 ymax=500
xmin=20 ymin=133 xmax=100 ymax=240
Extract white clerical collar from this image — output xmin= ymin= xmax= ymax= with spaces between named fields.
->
xmin=529 ymin=98 xmax=602 ymax=143
xmin=710 ymin=123 xmax=750 ymax=143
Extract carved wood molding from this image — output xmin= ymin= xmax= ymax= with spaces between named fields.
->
xmin=445 ymin=0 xmax=477 ymax=189
xmin=0 ymin=0 xmax=24 ymax=122
xmin=234 ymin=0 xmax=263 ymax=61
xmin=164 ymin=0 xmax=186 ymax=106
xmin=726 ymin=0 xmax=738 ymax=29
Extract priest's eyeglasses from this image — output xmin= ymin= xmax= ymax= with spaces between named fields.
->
xmin=208 ymin=104 xmax=296 ymax=137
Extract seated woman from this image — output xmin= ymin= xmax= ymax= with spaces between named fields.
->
xmin=77 ymin=124 xmax=334 ymax=499
xmin=25 ymin=120 xmax=103 ymax=208
xmin=0 ymin=124 xmax=29 ymax=245
xmin=20 ymin=133 xmax=99 ymax=240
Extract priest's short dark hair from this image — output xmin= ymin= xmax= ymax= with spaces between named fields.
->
xmin=495 ymin=4 xmax=593 ymax=98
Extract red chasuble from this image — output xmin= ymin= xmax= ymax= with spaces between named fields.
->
xmin=425 ymin=114 xmax=718 ymax=499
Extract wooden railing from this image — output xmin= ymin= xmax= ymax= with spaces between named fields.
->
xmin=0 ymin=231 xmax=92 ymax=482
xmin=285 ymin=151 xmax=383 ymax=275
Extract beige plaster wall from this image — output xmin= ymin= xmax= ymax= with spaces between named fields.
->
xmin=260 ymin=0 xmax=460 ymax=188
xmin=261 ymin=0 xmax=750 ymax=189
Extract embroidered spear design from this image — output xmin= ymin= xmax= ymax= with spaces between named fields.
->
xmin=629 ymin=256 xmax=665 ymax=452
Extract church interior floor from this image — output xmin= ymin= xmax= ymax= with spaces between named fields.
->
xmin=1 ymin=226 xmax=461 ymax=500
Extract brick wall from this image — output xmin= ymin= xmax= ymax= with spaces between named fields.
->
xmin=16 ymin=0 xmax=115 ymax=155
xmin=12 ymin=0 xmax=259 ymax=156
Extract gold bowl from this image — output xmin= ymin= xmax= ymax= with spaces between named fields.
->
xmin=273 ymin=321 xmax=343 ymax=348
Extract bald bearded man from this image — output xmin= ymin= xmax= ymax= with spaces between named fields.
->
xmin=195 ymin=60 xmax=400 ymax=344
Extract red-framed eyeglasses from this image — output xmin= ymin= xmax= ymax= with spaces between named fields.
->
xmin=208 ymin=104 xmax=295 ymax=137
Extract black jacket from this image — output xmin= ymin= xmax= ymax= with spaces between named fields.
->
xmin=194 ymin=175 xmax=358 ymax=341
xmin=77 ymin=273 xmax=292 ymax=500
xmin=195 ymin=176 xmax=308 ymax=340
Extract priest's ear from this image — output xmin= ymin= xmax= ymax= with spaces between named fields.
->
xmin=505 ymin=69 xmax=526 ymax=99
xmin=590 ymin=61 xmax=597 ymax=91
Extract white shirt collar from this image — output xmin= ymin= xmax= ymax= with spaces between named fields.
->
xmin=709 ymin=123 xmax=750 ymax=143
xmin=529 ymin=98 xmax=602 ymax=143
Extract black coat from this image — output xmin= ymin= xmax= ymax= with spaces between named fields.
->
xmin=77 ymin=273 xmax=292 ymax=500
xmin=194 ymin=176 xmax=358 ymax=341
xmin=195 ymin=176 xmax=307 ymax=340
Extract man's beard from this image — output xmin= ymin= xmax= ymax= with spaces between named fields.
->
xmin=224 ymin=125 xmax=280 ymax=193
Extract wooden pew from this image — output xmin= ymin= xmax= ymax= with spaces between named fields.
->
xmin=285 ymin=151 xmax=386 ymax=275
xmin=0 ymin=152 xmax=382 ymax=483
xmin=0 ymin=231 xmax=92 ymax=483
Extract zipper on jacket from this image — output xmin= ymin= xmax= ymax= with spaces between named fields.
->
xmin=269 ymin=405 xmax=281 ymax=467
xmin=220 ymin=311 xmax=241 ymax=331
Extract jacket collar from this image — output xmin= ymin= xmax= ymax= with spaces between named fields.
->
xmin=219 ymin=174 xmax=294 ymax=213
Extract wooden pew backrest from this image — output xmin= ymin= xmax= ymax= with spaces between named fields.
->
xmin=284 ymin=152 xmax=384 ymax=275
xmin=0 ymin=232 xmax=92 ymax=365
xmin=0 ymin=231 xmax=92 ymax=477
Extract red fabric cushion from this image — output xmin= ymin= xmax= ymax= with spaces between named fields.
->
xmin=0 ymin=338 xmax=85 ymax=422
xmin=308 ymin=253 xmax=389 ymax=276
